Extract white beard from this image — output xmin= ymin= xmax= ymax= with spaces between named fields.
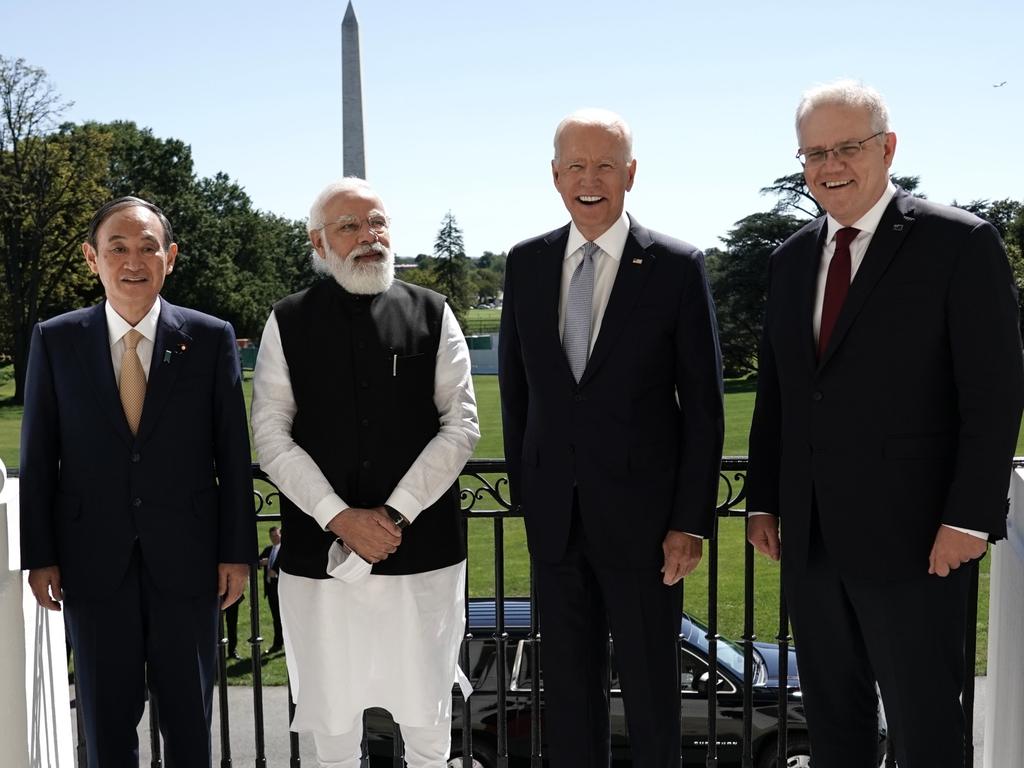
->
xmin=316 ymin=241 xmax=395 ymax=295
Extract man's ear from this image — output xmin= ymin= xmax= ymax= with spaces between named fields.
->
xmin=82 ymin=242 xmax=99 ymax=275
xmin=309 ymin=229 xmax=327 ymax=260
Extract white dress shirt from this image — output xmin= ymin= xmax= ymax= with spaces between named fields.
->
xmin=105 ymin=298 xmax=161 ymax=383
xmin=558 ymin=211 xmax=630 ymax=353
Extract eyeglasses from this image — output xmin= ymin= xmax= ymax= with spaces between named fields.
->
xmin=319 ymin=214 xmax=389 ymax=235
xmin=796 ymin=131 xmax=885 ymax=167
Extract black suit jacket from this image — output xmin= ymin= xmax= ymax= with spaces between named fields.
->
xmin=499 ymin=215 xmax=724 ymax=567
xmin=747 ymin=189 xmax=1024 ymax=580
xmin=259 ymin=544 xmax=280 ymax=591
xmin=19 ymin=299 xmax=256 ymax=597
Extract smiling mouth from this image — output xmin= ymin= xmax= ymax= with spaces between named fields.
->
xmin=121 ymin=276 xmax=148 ymax=283
xmin=823 ymin=180 xmax=852 ymax=189
xmin=577 ymin=195 xmax=604 ymax=205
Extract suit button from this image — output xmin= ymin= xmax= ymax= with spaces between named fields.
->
xmin=357 ymin=341 xmax=366 ymax=350
xmin=360 ymin=380 xmax=369 ymax=389
xmin=131 ymin=452 xmax=141 ymax=463
xmin=812 ymin=391 xmax=823 ymax=401
xmin=361 ymin=418 xmax=370 ymax=427
xmin=132 ymin=498 xmax=142 ymax=508
xmin=362 ymin=460 xmax=371 ymax=469
xmin=574 ymin=394 xmax=584 ymax=402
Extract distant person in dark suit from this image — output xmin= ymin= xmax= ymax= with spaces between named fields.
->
xmin=746 ymin=80 xmax=1024 ymax=767
xmin=20 ymin=196 xmax=256 ymax=767
xmin=499 ymin=109 xmax=724 ymax=768
xmin=258 ymin=526 xmax=283 ymax=654
xmin=223 ymin=590 xmax=246 ymax=659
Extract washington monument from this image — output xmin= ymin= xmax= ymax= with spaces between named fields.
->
xmin=341 ymin=1 xmax=366 ymax=177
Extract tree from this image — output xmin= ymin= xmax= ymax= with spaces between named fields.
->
xmin=706 ymin=212 xmax=805 ymax=376
xmin=0 ymin=57 xmax=111 ymax=402
xmin=430 ymin=211 xmax=473 ymax=327
xmin=760 ymin=172 xmax=922 ymax=218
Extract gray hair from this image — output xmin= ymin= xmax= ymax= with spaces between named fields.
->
xmin=795 ymin=79 xmax=891 ymax=139
xmin=553 ymin=108 xmax=634 ymax=163
xmin=308 ymin=177 xmax=380 ymax=232
xmin=87 ymin=196 xmax=174 ymax=250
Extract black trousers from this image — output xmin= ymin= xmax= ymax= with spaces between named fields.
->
xmin=785 ymin=515 xmax=971 ymax=768
xmin=533 ymin=496 xmax=682 ymax=768
xmin=265 ymin=582 xmax=283 ymax=648
xmin=65 ymin=546 xmax=219 ymax=768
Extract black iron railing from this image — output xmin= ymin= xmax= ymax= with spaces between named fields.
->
xmin=60 ymin=455 xmax=1009 ymax=767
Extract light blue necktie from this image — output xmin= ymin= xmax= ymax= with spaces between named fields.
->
xmin=563 ymin=241 xmax=599 ymax=382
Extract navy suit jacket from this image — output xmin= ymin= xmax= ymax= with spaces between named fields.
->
xmin=746 ymin=189 xmax=1024 ymax=580
xmin=499 ymin=215 xmax=725 ymax=567
xmin=19 ymin=299 xmax=256 ymax=598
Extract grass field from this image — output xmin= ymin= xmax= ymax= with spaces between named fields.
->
xmin=0 ymin=364 xmax=1017 ymax=678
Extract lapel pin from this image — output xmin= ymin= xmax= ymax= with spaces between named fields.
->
xmin=178 ymin=343 xmax=188 ymax=352
xmin=163 ymin=350 xmax=172 ymax=364
xmin=892 ymin=224 xmax=903 ymax=231
xmin=632 ymin=257 xmax=643 ymax=265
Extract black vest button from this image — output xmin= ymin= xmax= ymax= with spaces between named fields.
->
xmin=132 ymin=498 xmax=142 ymax=508
xmin=361 ymin=460 xmax=371 ymax=469
xmin=131 ymin=452 xmax=141 ymax=463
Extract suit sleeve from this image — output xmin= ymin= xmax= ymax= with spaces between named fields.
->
xmin=19 ymin=323 xmax=61 ymax=570
xmin=943 ymin=221 xmax=1024 ymax=536
xmin=498 ymin=247 xmax=527 ymax=509
xmin=211 ymin=320 xmax=258 ymax=563
xmin=670 ymin=249 xmax=725 ymax=536
xmin=745 ymin=252 xmax=783 ymax=517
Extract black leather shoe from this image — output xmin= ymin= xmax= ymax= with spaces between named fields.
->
xmin=228 ymin=651 xmax=242 ymax=660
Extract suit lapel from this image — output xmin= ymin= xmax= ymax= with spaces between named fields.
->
xmin=137 ymin=300 xmax=192 ymax=444
xmin=818 ymin=192 xmax=915 ymax=369
xmin=75 ymin=302 xmax=135 ymax=445
xmin=538 ymin=226 xmax=577 ymax=384
xmin=579 ymin=216 xmax=654 ymax=386
xmin=799 ymin=221 xmax=828 ymax=374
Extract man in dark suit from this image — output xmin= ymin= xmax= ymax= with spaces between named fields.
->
xmin=19 ymin=196 xmax=256 ymax=767
xmin=499 ymin=109 xmax=724 ymax=768
xmin=746 ymin=81 xmax=1024 ymax=768
xmin=258 ymin=525 xmax=283 ymax=654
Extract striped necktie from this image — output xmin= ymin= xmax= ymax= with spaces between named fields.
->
xmin=563 ymin=241 xmax=599 ymax=382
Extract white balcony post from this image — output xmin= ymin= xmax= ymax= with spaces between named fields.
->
xmin=0 ymin=458 xmax=75 ymax=767
xmin=984 ymin=468 xmax=1024 ymax=767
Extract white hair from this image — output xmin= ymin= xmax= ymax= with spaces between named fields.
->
xmin=307 ymin=177 xmax=379 ymax=232
xmin=795 ymin=79 xmax=891 ymax=139
xmin=553 ymin=108 xmax=634 ymax=163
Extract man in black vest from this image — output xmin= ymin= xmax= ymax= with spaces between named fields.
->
xmin=251 ymin=179 xmax=479 ymax=768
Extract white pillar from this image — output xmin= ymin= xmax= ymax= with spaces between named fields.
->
xmin=984 ymin=468 xmax=1024 ymax=768
xmin=0 ymin=459 xmax=75 ymax=767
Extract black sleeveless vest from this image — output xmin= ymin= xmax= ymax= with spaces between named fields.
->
xmin=272 ymin=278 xmax=465 ymax=578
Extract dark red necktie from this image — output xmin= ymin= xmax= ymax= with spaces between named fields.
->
xmin=818 ymin=227 xmax=859 ymax=359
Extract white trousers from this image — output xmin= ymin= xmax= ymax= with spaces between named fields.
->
xmin=314 ymin=714 xmax=452 ymax=768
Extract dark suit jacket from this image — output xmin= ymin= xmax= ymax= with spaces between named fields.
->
xmin=499 ymin=215 xmax=725 ymax=567
xmin=747 ymin=189 xmax=1024 ymax=581
xmin=19 ymin=299 xmax=256 ymax=598
xmin=259 ymin=544 xmax=280 ymax=592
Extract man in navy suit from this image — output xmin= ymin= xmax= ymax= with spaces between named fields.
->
xmin=499 ymin=109 xmax=724 ymax=767
xmin=746 ymin=81 xmax=1024 ymax=767
xmin=19 ymin=196 xmax=256 ymax=767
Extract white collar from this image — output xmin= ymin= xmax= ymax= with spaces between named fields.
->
xmin=565 ymin=211 xmax=630 ymax=261
xmin=825 ymin=180 xmax=897 ymax=244
xmin=105 ymin=297 xmax=161 ymax=348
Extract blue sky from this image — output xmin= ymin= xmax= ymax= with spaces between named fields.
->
xmin=3 ymin=0 xmax=1021 ymax=257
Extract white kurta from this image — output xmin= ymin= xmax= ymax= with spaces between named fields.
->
xmin=251 ymin=295 xmax=480 ymax=735
xmin=280 ymin=560 xmax=469 ymax=733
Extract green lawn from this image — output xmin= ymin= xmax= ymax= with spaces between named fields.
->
xmin=0 ymin=365 xmax=1017 ymax=676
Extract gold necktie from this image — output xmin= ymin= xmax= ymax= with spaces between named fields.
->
xmin=119 ymin=329 xmax=146 ymax=435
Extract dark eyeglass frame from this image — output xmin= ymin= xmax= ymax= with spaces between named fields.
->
xmin=796 ymin=131 xmax=886 ymax=167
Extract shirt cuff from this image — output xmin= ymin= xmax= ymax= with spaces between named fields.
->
xmin=312 ymin=492 xmax=349 ymax=531
xmin=943 ymin=524 xmax=988 ymax=540
xmin=747 ymin=511 xmax=774 ymax=518
xmin=385 ymin=487 xmax=424 ymax=525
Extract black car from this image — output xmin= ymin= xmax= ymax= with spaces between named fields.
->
xmin=365 ymin=598 xmax=886 ymax=767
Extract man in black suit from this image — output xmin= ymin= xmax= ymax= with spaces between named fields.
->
xmin=258 ymin=525 xmax=283 ymax=654
xmin=20 ymin=196 xmax=256 ymax=767
xmin=499 ymin=109 xmax=724 ymax=767
xmin=746 ymin=81 xmax=1024 ymax=767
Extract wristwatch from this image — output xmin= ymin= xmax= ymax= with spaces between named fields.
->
xmin=385 ymin=505 xmax=410 ymax=530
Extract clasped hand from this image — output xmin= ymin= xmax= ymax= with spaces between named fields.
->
xmin=327 ymin=506 xmax=403 ymax=563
